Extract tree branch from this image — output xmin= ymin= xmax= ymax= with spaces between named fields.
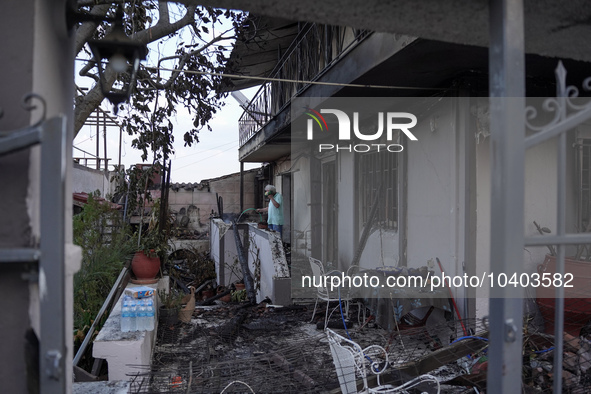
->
xmin=138 ymin=30 xmax=234 ymax=91
xmin=73 ymin=1 xmax=242 ymax=143
xmin=158 ymin=1 xmax=170 ymax=25
xmin=74 ymin=3 xmax=197 ymax=135
xmin=131 ymin=4 xmax=196 ymax=45
xmin=78 ymin=61 xmax=99 ymax=82
xmin=74 ymin=67 xmax=116 ymax=135
xmin=74 ymin=4 xmax=111 ymax=55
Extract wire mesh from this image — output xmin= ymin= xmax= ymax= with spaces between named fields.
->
xmin=125 ymin=298 xmax=591 ymax=393
xmin=129 ymin=304 xmax=341 ymax=393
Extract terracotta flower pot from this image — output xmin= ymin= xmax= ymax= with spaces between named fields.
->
xmin=131 ymin=251 xmax=161 ymax=280
xmin=234 ymin=283 xmax=245 ymax=291
xmin=217 ymin=286 xmax=231 ymax=302
xmin=201 ymin=289 xmax=214 ymax=301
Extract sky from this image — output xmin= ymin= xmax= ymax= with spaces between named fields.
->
xmin=72 ymin=88 xmax=260 ymax=184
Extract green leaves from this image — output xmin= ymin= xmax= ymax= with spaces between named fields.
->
xmin=77 ymin=3 xmax=244 ymax=162
xmin=73 ymin=192 xmax=135 ymax=343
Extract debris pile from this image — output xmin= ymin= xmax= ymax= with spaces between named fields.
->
xmin=129 ymin=304 xmax=342 ymax=393
xmin=126 ymin=291 xmax=591 ymax=393
xmin=522 ymin=330 xmax=591 ymax=393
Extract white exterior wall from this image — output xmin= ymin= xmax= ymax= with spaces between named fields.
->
xmin=292 ymin=156 xmax=312 ymax=256
xmin=406 ymin=101 xmax=458 ymax=271
xmin=312 ymin=97 xmax=582 ymax=321
xmin=337 ymin=151 xmax=358 ymax=271
xmin=210 ymin=219 xmax=290 ymax=304
xmin=275 ymin=97 xmax=585 ymax=320
xmin=474 ymin=107 xmax=581 ymax=318
xmin=356 ymin=99 xmax=462 ymax=276
xmin=72 ymin=164 xmax=114 ymax=196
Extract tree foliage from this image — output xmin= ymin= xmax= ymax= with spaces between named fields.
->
xmin=74 ymin=1 xmax=245 ymax=162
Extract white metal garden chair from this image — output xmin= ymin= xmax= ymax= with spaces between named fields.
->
xmin=325 ymin=328 xmax=441 ymax=394
xmin=309 ymin=257 xmax=356 ymax=328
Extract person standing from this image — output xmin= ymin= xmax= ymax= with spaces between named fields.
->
xmin=257 ymin=184 xmax=284 ymax=238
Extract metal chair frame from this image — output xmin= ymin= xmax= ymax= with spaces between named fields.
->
xmin=325 ymin=328 xmax=441 ymax=394
xmin=308 ymin=257 xmax=357 ymax=328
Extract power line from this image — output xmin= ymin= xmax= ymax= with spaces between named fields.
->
xmin=151 ymin=67 xmax=445 ymax=91
xmin=173 ymin=139 xmax=237 ymax=160
xmin=74 ymin=58 xmax=445 ymax=91
xmin=175 ymin=143 xmax=239 ymax=170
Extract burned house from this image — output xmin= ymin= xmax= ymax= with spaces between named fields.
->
xmin=210 ymin=9 xmax=591 ymax=392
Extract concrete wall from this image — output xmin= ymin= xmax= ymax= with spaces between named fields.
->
xmin=210 ymin=219 xmax=291 ymax=305
xmin=210 ymin=220 xmax=242 ymax=286
xmin=337 ymin=151 xmax=358 ymax=271
xmin=291 ymin=156 xmax=312 ymax=256
xmin=211 ymin=170 xmax=256 ymax=215
xmin=0 ymin=0 xmax=78 ymax=391
xmin=288 ymin=95 xmax=583 ymax=321
xmin=168 ymin=170 xmax=257 ymax=233
xmin=93 ymin=278 xmax=168 ymax=381
xmin=72 ymin=163 xmax=115 ymax=196
xmin=474 ymin=114 xmax=581 ymax=317
xmin=405 ymin=99 xmax=458 ymax=269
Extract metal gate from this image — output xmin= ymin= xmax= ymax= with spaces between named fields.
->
xmin=0 ymin=97 xmax=68 ymax=393
xmin=488 ymin=1 xmax=591 ymax=392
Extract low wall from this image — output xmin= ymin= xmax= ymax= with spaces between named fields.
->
xmin=210 ymin=219 xmax=291 ymax=305
xmin=168 ymin=169 xmax=258 ymax=234
xmin=72 ymin=163 xmax=116 ymax=196
xmin=92 ymin=277 xmax=168 ymax=381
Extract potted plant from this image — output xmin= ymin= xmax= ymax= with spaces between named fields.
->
xmin=131 ymin=199 xmax=171 ymax=281
xmin=234 ymin=279 xmax=245 ymax=291
xmin=231 ymin=288 xmax=247 ymax=303
xmin=158 ymin=289 xmax=182 ymax=325
xmin=217 ymin=285 xmax=231 ymax=303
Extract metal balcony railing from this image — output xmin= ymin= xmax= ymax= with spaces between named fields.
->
xmin=238 ymin=24 xmax=371 ymax=147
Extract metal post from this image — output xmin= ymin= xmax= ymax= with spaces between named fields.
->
xmin=103 ymin=111 xmax=107 ymax=171
xmin=118 ymin=123 xmax=122 ymax=168
xmin=96 ymin=115 xmax=100 ymax=170
xmin=487 ymin=0 xmax=526 ymax=393
xmin=552 ymin=64 xmax=568 ymax=394
xmin=240 ymin=161 xmax=244 ymax=212
xmin=40 ymin=116 xmax=67 ymax=393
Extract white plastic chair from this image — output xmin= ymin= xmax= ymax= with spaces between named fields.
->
xmin=325 ymin=328 xmax=441 ymax=394
xmin=309 ymin=257 xmax=355 ymax=328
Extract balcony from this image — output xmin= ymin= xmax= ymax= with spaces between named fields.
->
xmin=238 ymin=24 xmax=370 ymax=154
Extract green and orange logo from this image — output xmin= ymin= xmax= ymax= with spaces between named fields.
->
xmin=304 ymin=107 xmax=329 ymax=132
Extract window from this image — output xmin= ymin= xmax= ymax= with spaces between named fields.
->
xmin=358 ymin=151 xmax=398 ymax=230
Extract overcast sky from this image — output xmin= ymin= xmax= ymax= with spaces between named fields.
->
xmin=73 ymin=88 xmax=260 ymax=184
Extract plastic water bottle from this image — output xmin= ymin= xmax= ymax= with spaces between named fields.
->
xmin=129 ymin=298 xmax=138 ymax=331
xmin=146 ymin=297 xmax=155 ymax=331
xmin=136 ymin=299 xmax=146 ymax=331
xmin=121 ymin=296 xmax=131 ymax=332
